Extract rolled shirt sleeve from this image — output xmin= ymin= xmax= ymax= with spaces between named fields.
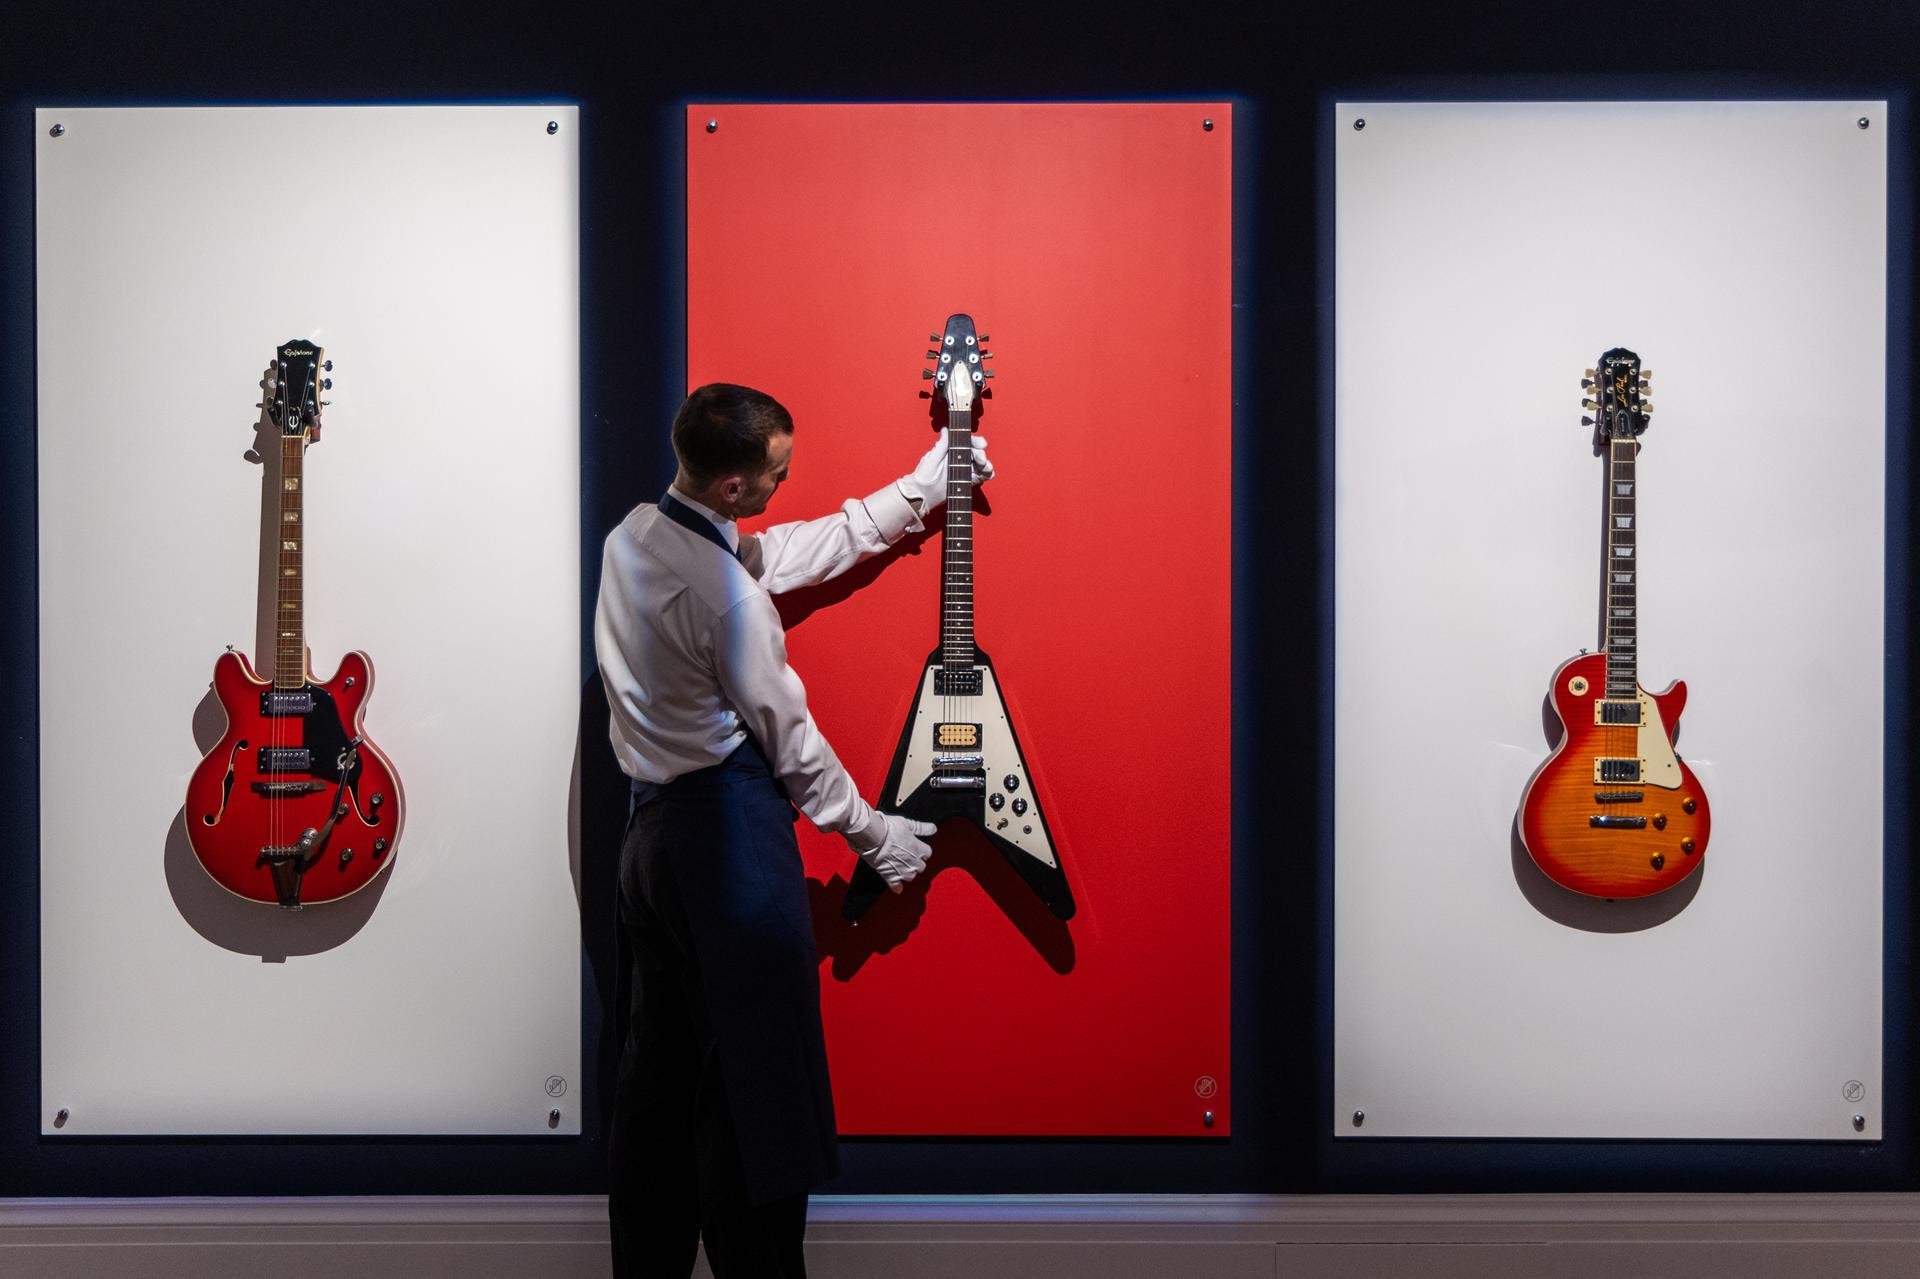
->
xmin=749 ymin=481 xmax=924 ymax=596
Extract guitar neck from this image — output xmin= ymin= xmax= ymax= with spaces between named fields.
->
xmin=1602 ymin=436 xmax=1637 ymax=697
xmin=275 ymin=436 xmax=307 ymax=688
xmin=940 ymin=407 xmax=975 ymax=667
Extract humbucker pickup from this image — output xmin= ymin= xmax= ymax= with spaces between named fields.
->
xmin=929 ymin=769 xmax=987 ymax=791
xmin=257 ymin=747 xmax=312 ymax=774
xmin=1593 ymin=757 xmax=1643 ymax=783
xmin=1594 ymin=698 xmax=1645 ymax=726
xmin=1589 ymin=815 xmax=1649 ymax=829
xmin=260 ymin=688 xmax=315 ymax=716
xmin=934 ymin=668 xmax=982 ymax=696
xmin=934 ymin=722 xmax=980 ymax=749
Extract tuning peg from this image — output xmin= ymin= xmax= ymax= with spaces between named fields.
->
xmin=1639 ymin=369 xmax=1652 ymax=379
xmin=980 ymin=352 xmax=994 ymax=360
xmin=322 ymin=359 xmax=333 ymax=372
xmin=979 ymin=334 xmax=990 ymax=342
xmin=982 ymin=369 xmax=994 ymax=378
xmin=320 ymin=400 xmax=332 ymax=407
xmin=926 ymin=350 xmax=939 ymax=359
xmin=321 ymin=378 xmax=333 ymax=390
xmin=1584 ymin=368 xmax=1597 ymax=380
xmin=922 ymin=368 xmax=935 ymax=379
xmin=1580 ymin=378 xmax=1595 ymax=389
xmin=1582 ymin=398 xmax=1599 ymax=411
xmin=1641 ymin=402 xmax=1654 ymax=413
xmin=1581 ymin=416 xmax=1595 ymax=427
xmin=929 ymin=334 xmax=940 ymax=343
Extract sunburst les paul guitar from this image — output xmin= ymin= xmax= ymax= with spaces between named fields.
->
xmin=1518 ymin=347 xmax=1709 ymax=898
xmin=185 ymin=341 xmax=404 ymax=908
xmin=842 ymin=314 xmax=1075 ymax=922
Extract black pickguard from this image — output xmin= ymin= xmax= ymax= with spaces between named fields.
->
xmin=844 ymin=646 xmax=1074 ymax=922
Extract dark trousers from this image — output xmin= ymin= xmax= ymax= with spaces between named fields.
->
xmin=608 ymin=771 xmax=824 ymax=1278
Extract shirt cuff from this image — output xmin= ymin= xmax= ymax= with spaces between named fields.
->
xmin=869 ymin=479 xmax=926 ymax=541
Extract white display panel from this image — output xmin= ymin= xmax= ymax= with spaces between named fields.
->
xmin=1334 ymin=101 xmax=1886 ymax=1139
xmin=36 ymin=106 xmax=581 ymax=1134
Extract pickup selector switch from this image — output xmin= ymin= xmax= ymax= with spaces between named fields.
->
xmin=1003 ymin=775 xmax=1020 ymax=792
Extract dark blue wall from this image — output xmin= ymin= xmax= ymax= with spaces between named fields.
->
xmin=0 ymin=0 xmax=1914 ymax=1198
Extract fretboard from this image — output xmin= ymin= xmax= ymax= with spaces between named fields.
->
xmin=1603 ymin=438 xmax=1637 ymax=697
xmin=274 ymin=437 xmax=306 ymax=688
xmin=940 ymin=410 xmax=975 ymax=668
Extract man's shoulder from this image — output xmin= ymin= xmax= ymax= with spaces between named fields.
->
xmin=605 ymin=502 xmax=762 ymax=618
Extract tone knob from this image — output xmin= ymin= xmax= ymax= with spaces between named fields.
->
xmin=1650 ymin=853 xmax=1666 ymax=871
xmin=1012 ymin=797 xmax=1028 ymax=816
xmin=1004 ymin=775 xmax=1020 ymax=792
xmin=1682 ymin=797 xmax=1696 ymax=814
xmin=1652 ymin=813 xmax=1667 ymax=830
xmin=373 ymin=838 xmax=389 ymax=856
xmin=989 ymin=793 xmax=1005 ymax=811
xmin=1681 ymin=838 xmax=1696 ymax=855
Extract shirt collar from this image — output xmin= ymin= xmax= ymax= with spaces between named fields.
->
xmin=665 ymin=484 xmax=741 ymax=553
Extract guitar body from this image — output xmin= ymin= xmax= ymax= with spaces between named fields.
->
xmin=186 ymin=647 xmax=404 ymax=906
xmin=843 ymin=646 xmax=1075 ymax=921
xmin=1518 ymin=651 xmax=1709 ymax=898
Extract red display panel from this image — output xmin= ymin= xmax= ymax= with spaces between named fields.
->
xmin=687 ymin=103 xmax=1231 ymax=1136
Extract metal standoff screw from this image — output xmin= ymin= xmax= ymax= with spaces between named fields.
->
xmin=1202 ymin=1110 xmax=1215 ymax=1127
xmin=1353 ymin=118 xmax=1367 ymax=131
xmin=546 ymin=120 xmax=559 ymax=135
xmin=1858 ymin=117 xmax=1871 ymax=130
xmin=549 ymin=1109 xmax=562 ymax=1129
xmin=1352 ymin=1108 xmax=1365 ymax=1127
xmin=706 ymin=119 xmax=719 ymax=133
xmin=1853 ymin=1114 xmax=1867 ymax=1131
xmin=1202 ymin=118 xmax=1214 ymax=132
xmin=54 ymin=1109 xmax=70 ymax=1128
xmin=49 ymin=123 xmax=65 ymax=138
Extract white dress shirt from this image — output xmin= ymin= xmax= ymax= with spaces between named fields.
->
xmin=594 ymin=480 xmax=925 ymax=836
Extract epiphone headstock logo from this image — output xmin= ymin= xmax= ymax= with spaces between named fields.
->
xmin=283 ymin=347 xmax=316 ymax=356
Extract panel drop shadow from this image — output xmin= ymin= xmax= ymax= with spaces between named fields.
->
xmin=1510 ymin=692 xmax=1703 ymax=932
xmin=809 ymin=816 xmax=1075 ymax=982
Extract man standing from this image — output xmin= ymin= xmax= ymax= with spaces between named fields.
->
xmin=595 ymin=382 xmax=993 ymax=1277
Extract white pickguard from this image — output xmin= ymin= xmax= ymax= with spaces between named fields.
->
xmin=890 ymin=664 xmax=1058 ymax=869
xmin=1590 ymin=688 xmax=1684 ymax=789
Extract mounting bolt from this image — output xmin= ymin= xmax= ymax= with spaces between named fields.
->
xmin=546 ymin=120 xmax=559 ymax=135
xmin=1352 ymin=1108 xmax=1365 ymax=1127
xmin=706 ymin=119 xmax=719 ymax=134
xmin=1853 ymin=1114 xmax=1867 ymax=1131
xmin=54 ymin=1109 xmax=70 ymax=1128
xmin=49 ymin=123 xmax=65 ymax=138
xmin=1857 ymin=116 xmax=1871 ymax=130
xmin=1202 ymin=118 xmax=1214 ymax=132
xmin=1353 ymin=118 xmax=1367 ymax=131
xmin=549 ymin=1108 xmax=562 ymax=1129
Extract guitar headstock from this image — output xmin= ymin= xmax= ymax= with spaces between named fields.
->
xmin=1582 ymin=347 xmax=1651 ymax=449
xmin=922 ymin=312 xmax=993 ymax=413
xmin=269 ymin=339 xmax=332 ymax=444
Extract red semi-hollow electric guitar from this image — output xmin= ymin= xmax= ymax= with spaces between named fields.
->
xmin=184 ymin=341 xmax=404 ymax=908
xmin=1518 ymin=347 xmax=1709 ymax=898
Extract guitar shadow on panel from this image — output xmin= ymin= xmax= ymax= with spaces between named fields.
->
xmin=1509 ymin=693 xmax=1703 ymax=933
xmin=808 ymin=817 xmax=1076 ymax=983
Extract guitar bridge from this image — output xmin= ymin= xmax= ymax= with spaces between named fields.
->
xmin=1589 ymin=815 xmax=1649 ymax=829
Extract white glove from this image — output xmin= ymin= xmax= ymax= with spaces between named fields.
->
xmin=846 ymin=810 xmax=937 ymax=892
xmin=900 ymin=431 xmax=995 ymax=513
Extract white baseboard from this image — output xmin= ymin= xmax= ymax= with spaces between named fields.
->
xmin=4 ymin=1193 xmax=1920 ymax=1278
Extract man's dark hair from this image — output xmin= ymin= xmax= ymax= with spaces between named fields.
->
xmin=671 ymin=383 xmax=793 ymax=487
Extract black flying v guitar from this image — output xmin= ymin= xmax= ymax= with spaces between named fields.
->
xmin=843 ymin=314 xmax=1075 ymax=922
